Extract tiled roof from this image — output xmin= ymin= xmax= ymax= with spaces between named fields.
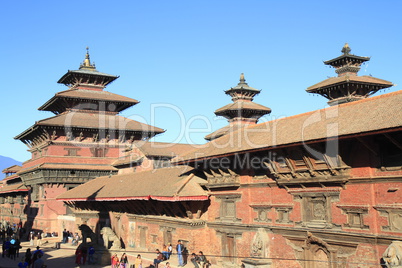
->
xmin=135 ymin=141 xmax=203 ymax=157
xmin=15 ymin=111 xmax=165 ymax=140
xmin=112 ymin=155 xmax=143 ymax=167
xmin=2 ymin=174 xmax=20 ymax=182
xmin=38 ymin=89 xmax=139 ymax=110
xmin=215 ymin=101 xmax=271 ymax=114
xmin=176 ymin=90 xmax=402 ymax=162
xmin=57 ymin=69 xmax=118 ymax=85
xmin=2 ymin=165 xmax=22 ymax=174
xmin=19 ymin=163 xmax=117 ymax=174
xmin=0 ymin=183 xmax=28 ymax=194
xmin=204 ymin=124 xmax=245 ymax=141
xmin=307 ymin=75 xmax=393 ymax=92
xmin=38 ymin=112 xmax=164 ymax=132
xmin=57 ymin=166 xmax=208 ymax=201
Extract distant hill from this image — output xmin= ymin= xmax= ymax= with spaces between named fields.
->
xmin=0 ymin=155 xmax=22 ymax=179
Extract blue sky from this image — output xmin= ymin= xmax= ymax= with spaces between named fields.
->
xmin=1 ymin=0 xmax=401 ymax=162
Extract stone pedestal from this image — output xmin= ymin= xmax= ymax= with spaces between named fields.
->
xmin=242 ymin=258 xmax=272 ymax=268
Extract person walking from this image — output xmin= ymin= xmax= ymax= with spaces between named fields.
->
xmin=176 ymin=240 xmax=184 ymax=267
xmin=111 ymin=253 xmax=119 ymax=268
xmin=62 ymin=229 xmax=67 ymax=243
xmin=29 ymin=232 xmax=34 ymax=246
xmin=134 ymin=254 xmax=142 ymax=268
xmin=36 ymin=232 xmax=42 ymax=247
xmin=120 ymin=253 xmax=128 ymax=268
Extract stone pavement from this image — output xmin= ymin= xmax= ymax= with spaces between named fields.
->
xmin=0 ymin=238 xmax=185 ymax=268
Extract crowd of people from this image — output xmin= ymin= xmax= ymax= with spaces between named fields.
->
xmin=111 ymin=252 xmax=130 ymax=268
xmin=1 ymin=221 xmax=49 ymax=268
xmin=3 ymin=221 xmax=215 ymax=268
xmin=151 ymin=240 xmax=210 ymax=268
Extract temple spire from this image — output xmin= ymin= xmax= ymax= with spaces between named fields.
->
xmin=79 ymin=47 xmax=96 ymax=71
xmin=341 ymin=43 xmax=351 ymax=55
xmin=306 ymin=44 xmax=393 ymax=106
xmin=205 ymin=73 xmax=271 ymax=141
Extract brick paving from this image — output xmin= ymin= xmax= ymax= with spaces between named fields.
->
xmin=0 ymin=238 xmax=183 ymax=268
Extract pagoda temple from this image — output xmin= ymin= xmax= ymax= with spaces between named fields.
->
xmin=13 ymin=48 xmax=165 ymax=233
xmin=307 ymin=43 xmax=393 ymax=105
xmin=205 ymin=73 xmax=271 ymax=141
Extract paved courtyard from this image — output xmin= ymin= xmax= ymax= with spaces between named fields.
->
xmin=0 ymin=238 xmax=182 ymax=268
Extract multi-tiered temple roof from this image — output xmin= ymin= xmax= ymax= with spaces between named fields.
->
xmin=15 ymin=48 xmax=164 ymax=148
xmin=205 ymin=74 xmax=271 ymax=141
xmin=307 ymin=43 xmax=393 ymax=105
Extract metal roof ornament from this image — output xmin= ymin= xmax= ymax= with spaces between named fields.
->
xmin=341 ymin=43 xmax=351 ymax=55
xmin=79 ymin=47 xmax=96 ymax=71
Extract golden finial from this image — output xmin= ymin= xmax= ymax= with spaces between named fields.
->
xmin=79 ymin=47 xmax=96 ymax=70
xmin=341 ymin=43 xmax=351 ymax=55
xmin=240 ymin=73 xmax=246 ymax=83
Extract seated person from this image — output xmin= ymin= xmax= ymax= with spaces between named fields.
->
xmin=153 ymin=249 xmax=164 ymax=268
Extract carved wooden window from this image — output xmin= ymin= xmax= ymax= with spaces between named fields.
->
xmin=91 ymin=147 xmax=108 ymax=157
xmin=338 ymin=206 xmax=369 ymax=229
xmin=306 ymin=196 xmax=327 ymax=222
xmin=276 ymin=207 xmax=293 ymax=224
xmin=216 ymin=194 xmax=241 ymax=222
xmin=294 ymin=192 xmax=339 ymax=229
xmin=65 ymin=148 xmax=80 ymax=156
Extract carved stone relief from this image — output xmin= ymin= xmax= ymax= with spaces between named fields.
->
xmin=383 ymin=241 xmax=402 ymax=267
xmin=251 ymin=229 xmax=269 ymax=258
xmin=375 ymin=205 xmax=402 ymax=233
xmin=250 ymin=206 xmax=272 ymax=223
xmin=240 ymin=229 xmax=273 ymax=268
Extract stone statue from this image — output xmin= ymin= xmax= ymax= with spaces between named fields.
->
xmin=78 ymin=224 xmax=96 ymax=245
xmin=100 ymin=227 xmax=121 ymax=250
xmin=383 ymin=241 xmax=402 ymax=267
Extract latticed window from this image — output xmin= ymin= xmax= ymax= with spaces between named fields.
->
xmin=224 ymin=201 xmax=236 ymax=218
xmin=65 ymin=148 xmax=80 ymax=156
xmin=217 ymin=194 xmax=241 ymax=222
